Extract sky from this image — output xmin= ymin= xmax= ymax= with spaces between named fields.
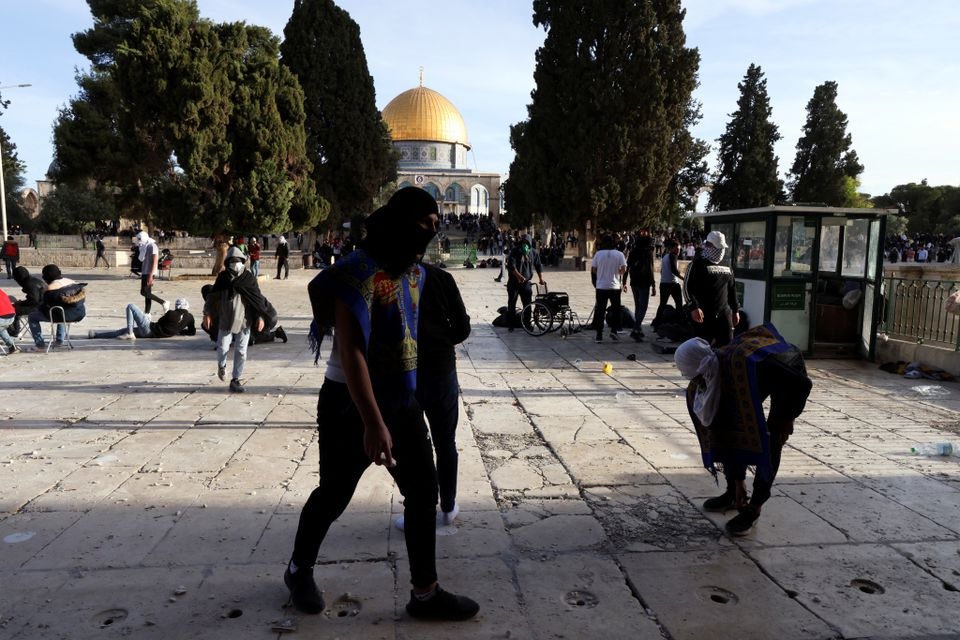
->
xmin=1 ymin=0 xmax=958 ymax=205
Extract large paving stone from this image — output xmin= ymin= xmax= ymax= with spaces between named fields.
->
xmin=779 ymin=482 xmax=956 ymax=542
xmin=623 ymin=548 xmax=834 ymax=640
xmin=754 ymin=543 xmax=960 ymax=638
xmin=554 ymin=441 xmax=664 ymax=487
xmin=510 ymin=514 xmax=607 ymax=552
xmin=467 ymin=401 xmax=534 ymax=436
xmin=516 ymin=553 xmax=663 ymax=639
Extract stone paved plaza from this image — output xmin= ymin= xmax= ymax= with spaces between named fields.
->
xmin=2 ymin=266 xmax=960 ymax=639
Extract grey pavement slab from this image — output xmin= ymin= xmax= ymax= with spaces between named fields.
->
xmin=4 ymin=267 xmax=960 ymax=638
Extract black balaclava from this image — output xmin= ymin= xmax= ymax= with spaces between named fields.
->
xmin=364 ymin=187 xmax=439 ymax=276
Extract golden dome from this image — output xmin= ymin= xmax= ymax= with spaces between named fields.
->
xmin=382 ymin=85 xmax=470 ymax=149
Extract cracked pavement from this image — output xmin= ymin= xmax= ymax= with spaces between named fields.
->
xmin=2 ymin=266 xmax=960 ymax=639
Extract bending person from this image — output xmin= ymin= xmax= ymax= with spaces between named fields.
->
xmin=675 ymin=324 xmax=812 ymax=536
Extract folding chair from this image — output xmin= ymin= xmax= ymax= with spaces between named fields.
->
xmin=48 ymin=306 xmax=76 ymax=353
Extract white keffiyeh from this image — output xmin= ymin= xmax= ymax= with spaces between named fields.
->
xmin=674 ymin=337 xmax=721 ymax=426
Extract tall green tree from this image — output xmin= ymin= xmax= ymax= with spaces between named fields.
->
xmin=664 ymin=99 xmax=710 ymax=224
xmin=506 ymin=0 xmax=700 ymax=230
xmin=280 ymin=0 xmax=397 ymax=225
xmin=787 ymin=80 xmax=863 ymax=206
xmin=873 ymin=181 xmax=960 ymax=234
xmin=0 ymin=94 xmax=28 ymax=227
xmin=53 ymin=0 xmax=326 ymax=234
xmin=709 ymin=64 xmax=782 ymax=211
xmin=35 ymin=184 xmax=117 ymax=233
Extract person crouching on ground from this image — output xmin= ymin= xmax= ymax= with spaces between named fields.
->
xmin=674 ymin=324 xmax=812 ymax=536
xmin=202 ymin=246 xmax=270 ymax=393
xmin=89 ymin=298 xmax=195 ymax=340
xmin=285 ymin=186 xmax=479 ymax=621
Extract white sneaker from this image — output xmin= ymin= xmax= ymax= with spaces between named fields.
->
xmin=161 ymin=301 xmax=170 ymax=313
xmin=118 ymin=332 xmax=136 ymax=340
xmin=440 ymin=504 xmax=460 ymax=526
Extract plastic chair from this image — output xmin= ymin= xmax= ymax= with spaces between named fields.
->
xmin=48 ymin=306 xmax=75 ymax=353
xmin=158 ymin=256 xmax=174 ymax=280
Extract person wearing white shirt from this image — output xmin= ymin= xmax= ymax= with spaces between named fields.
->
xmin=590 ymin=235 xmax=628 ymax=343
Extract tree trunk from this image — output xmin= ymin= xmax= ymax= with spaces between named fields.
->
xmin=211 ymin=235 xmax=229 ymax=275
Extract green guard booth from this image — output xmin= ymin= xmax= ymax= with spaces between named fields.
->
xmin=698 ymin=206 xmax=897 ymax=359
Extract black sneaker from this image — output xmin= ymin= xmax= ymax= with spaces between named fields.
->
xmin=229 ymin=378 xmax=244 ymax=393
xmin=595 ymin=336 xmax=603 ymax=343
xmin=702 ymin=491 xmax=738 ymax=513
xmin=275 ymin=326 xmax=288 ymax=343
xmin=725 ymin=507 xmax=760 ymax=537
xmin=284 ymin=566 xmax=325 ymax=614
xmin=406 ymin=586 xmax=479 ymax=621
xmin=217 ymin=366 xmax=226 ymax=381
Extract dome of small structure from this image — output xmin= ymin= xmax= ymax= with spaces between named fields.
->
xmin=382 ymin=85 xmax=470 ymax=149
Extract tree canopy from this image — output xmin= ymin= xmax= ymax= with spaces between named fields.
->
xmin=873 ymin=181 xmax=960 ymax=235
xmin=53 ymin=0 xmax=327 ymax=235
xmin=787 ymin=80 xmax=863 ymax=206
xmin=0 ymin=91 xmax=29 ymax=228
xmin=505 ymin=0 xmax=700 ymax=231
xmin=708 ymin=64 xmax=783 ymax=211
xmin=280 ymin=0 xmax=397 ymax=225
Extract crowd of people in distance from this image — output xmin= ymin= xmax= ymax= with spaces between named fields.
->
xmin=884 ymin=232 xmax=959 ymax=264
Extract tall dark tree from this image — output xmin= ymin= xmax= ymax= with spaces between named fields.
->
xmin=280 ymin=0 xmax=397 ymax=224
xmin=788 ymin=80 xmax=863 ymax=206
xmin=664 ymin=99 xmax=710 ymax=224
xmin=0 ymin=92 xmax=28 ymax=227
xmin=506 ymin=0 xmax=700 ymax=231
xmin=709 ymin=64 xmax=782 ymax=211
xmin=873 ymin=181 xmax=960 ymax=234
xmin=53 ymin=0 xmax=327 ymax=234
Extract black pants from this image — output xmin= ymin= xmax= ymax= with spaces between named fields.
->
xmin=506 ymin=280 xmax=533 ymax=327
xmin=693 ymin=308 xmax=734 ymax=347
xmin=591 ymin=288 xmax=622 ymax=337
xmin=140 ymin=275 xmax=165 ymax=313
xmin=657 ymin=282 xmax=683 ymax=312
xmin=276 ymin=257 xmax=288 ymax=279
xmin=290 ymin=380 xmax=438 ymax=588
xmin=722 ymin=425 xmax=785 ymax=508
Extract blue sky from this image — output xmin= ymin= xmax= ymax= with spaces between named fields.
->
xmin=2 ymin=0 xmax=958 ymax=203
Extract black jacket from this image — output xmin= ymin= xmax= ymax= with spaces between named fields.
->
xmin=150 ymin=310 xmax=196 ymax=338
xmin=684 ymin=257 xmax=738 ymax=315
xmin=417 ymin=264 xmax=470 ymax=375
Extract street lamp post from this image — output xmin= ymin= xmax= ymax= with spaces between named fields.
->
xmin=0 ymin=83 xmax=33 ymax=240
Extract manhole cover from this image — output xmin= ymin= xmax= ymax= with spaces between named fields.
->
xmin=696 ymin=586 xmax=739 ymax=605
xmin=93 ymin=608 xmax=128 ymax=628
xmin=850 ymin=578 xmax=884 ymax=595
xmin=329 ymin=594 xmax=361 ymax=618
xmin=564 ymin=590 xmax=599 ymax=608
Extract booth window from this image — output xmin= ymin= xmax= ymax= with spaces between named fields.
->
xmin=709 ymin=222 xmax=734 ymax=268
xmin=841 ymin=219 xmax=870 ymax=278
xmin=734 ymin=220 xmax=765 ymax=271
xmin=819 ymin=223 xmax=841 ymax=273
xmin=774 ymin=216 xmax=815 ymax=277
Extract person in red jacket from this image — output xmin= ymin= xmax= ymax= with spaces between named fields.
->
xmin=0 ymin=289 xmax=19 ymax=353
xmin=2 ymin=236 xmax=20 ymax=279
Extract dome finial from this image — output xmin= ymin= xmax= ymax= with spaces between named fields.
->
xmin=419 ymin=66 xmax=424 ymax=87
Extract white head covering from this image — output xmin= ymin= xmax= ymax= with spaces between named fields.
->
xmin=278 ymin=235 xmax=287 ymax=245
xmin=675 ymin=337 xmax=721 ymax=426
xmin=175 ymin=298 xmax=189 ymax=310
xmin=136 ymin=231 xmax=155 ymax=263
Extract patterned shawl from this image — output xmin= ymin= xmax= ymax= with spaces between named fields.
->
xmin=308 ymin=248 xmax=424 ymax=409
xmin=685 ymin=323 xmax=793 ymax=483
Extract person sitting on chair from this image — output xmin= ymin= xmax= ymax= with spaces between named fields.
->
xmin=88 ymin=298 xmax=196 ymax=340
xmin=26 ymin=265 xmax=86 ymax=351
xmin=11 ymin=266 xmax=45 ymax=337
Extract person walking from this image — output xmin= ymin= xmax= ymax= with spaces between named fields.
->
xmin=286 ymin=187 xmax=479 ymax=622
xmin=624 ymin=232 xmax=656 ymax=341
xmin=202 ymin=247 xmax=270 ymax=393
xmin=589 ymin=235 xmax=627 ymax=343
xmin=395 ymin=261 xmax=471 ymax=530
xmin=93 ymin=235 xmax=109 ymax=268
xmin=675 ymin=324 xmax=812 ymax=536
xmin=684 ymin=230 xmax=739 ymax=347
xmin=134 ymin=231 xmax=168 ymax=314
xmin=275 ymin=236 xmax=289 ymax=280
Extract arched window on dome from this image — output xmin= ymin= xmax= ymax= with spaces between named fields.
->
xmin=445 ymin=184 xmax=462 ymax=204
xmin=398 ymin=181 xmax=413 ymax=190
xmin=470 ymin=185 xmax=489 ymax=215
xmin=422 ymin=183 xmax=441 ymax=200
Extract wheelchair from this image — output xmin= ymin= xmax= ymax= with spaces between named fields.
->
xmin=521 ymin=284 xmax=583 ymax=337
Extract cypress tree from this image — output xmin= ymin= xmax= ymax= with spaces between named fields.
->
xmin=507 ymin=0 xmax=700 ymax=230
xmin=788 ymin=81 xmax=863 ymax=206
xmin=280 ymin=0 xmax=397 ymax=224
xmin=709 ymin=64 xmax=783 ymax=211
xmin=0 ymin=97 xmax=28 ymax=226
